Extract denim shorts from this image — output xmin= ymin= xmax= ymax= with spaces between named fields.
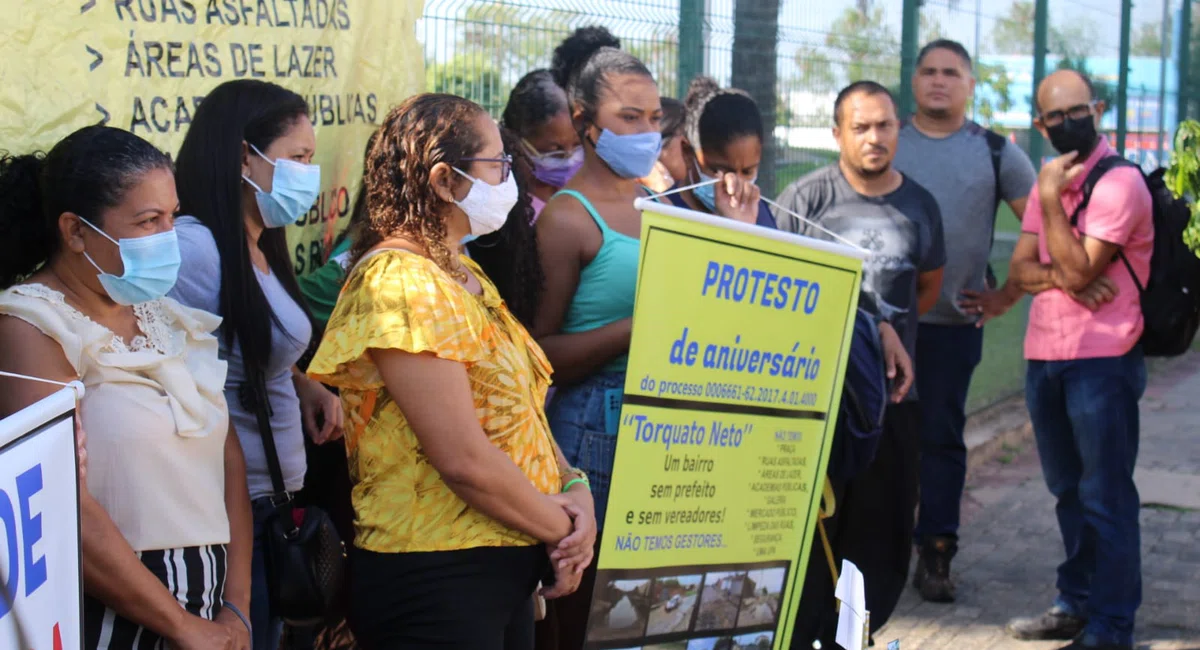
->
xmin=546 ymin=371 xmax=625 ymax=530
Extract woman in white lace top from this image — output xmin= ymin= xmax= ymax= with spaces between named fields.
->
xmin=0 ymin=126 xmax=252 ymax=650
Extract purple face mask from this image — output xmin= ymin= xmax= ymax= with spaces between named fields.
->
xmin=530 ymin=147 xmax=583 ymax=188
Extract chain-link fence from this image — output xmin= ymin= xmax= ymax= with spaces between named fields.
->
xmin=420 ymin=0 xmax=1195 ymax=413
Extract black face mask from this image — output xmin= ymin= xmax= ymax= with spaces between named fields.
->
xmin=1046 ymin=114 xmax=1099 ymax=159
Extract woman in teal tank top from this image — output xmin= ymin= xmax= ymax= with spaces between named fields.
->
xmin=553 ymin=187 xmax=640 ymax=372
xmin=531 ymin=26 xmax=664 ymax=650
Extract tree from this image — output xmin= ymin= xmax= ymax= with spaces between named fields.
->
xmin=1132 ymin=17 xmax=1171 ymax=58
xmin=790 ymin=1 xmax=901 ymax=107
xmin=459 ymin=3 xmax=581 ymax=81
xmin=777 ymin=92 xmax=796 ymax=127
xmin=732 ymin=0 xmax=782 ymax=196
xmin=787 ymin=1 xmax=1008 ymax=126
xmin=988 ymin=0 xmax=1099 ymax=62
xmin=628 ymin=39 xmax=678 ymax=100
xmin=426 ymin=55 xmax=509 ymax=114
xmin=824 ymin=3 xmax=902 ymax=88
xmin=920 ymin=11 xmax=946 ymax=44
xmin=1049 ymin=21 xmax=1100 ymax=63
xmin=990 ymin=0 xmax=1036 ymax=55
xmin=976 ymin=62 xmax=1015 ymax=127
xmin=792 ymin=44 xmax=837 ymax=93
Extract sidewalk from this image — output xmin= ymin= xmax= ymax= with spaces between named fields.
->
xmin=877 ymin=352 xmax=1200 ymax=650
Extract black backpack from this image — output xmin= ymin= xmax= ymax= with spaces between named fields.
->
xmin=984 ymin=130 xmax=1009 ymax=290
xmin=826 ymin=309 xmax=888 ymax=482
xmin=1071 ymin=157 xmax=1200 ymax=357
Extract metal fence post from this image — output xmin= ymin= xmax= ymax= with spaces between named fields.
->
xmin=1117 ymin=0 xmax=1133 ymax=156
xmin=1158 ymin=0 xmax=1169 ymax=164
xmin=678 ymin=0 xmax=704 ymax=99
xmin=732 ymin=0 xmax=780 ymax=197
xmin=1179 ymin=0 xmax=1193 ymax=125
xmin=898 ymin=0 xmax=921 ymax=118
xmin=1031 ymin=0 xmax=1049 ymax=168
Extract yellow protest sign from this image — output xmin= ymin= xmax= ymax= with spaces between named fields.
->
xmin=583 ymin=200 xmax=865 ymax=650
xmin=0 ymin=0 xmax=424 ymax=275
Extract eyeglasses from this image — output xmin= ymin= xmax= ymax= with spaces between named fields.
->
xmin=459 ymin=153 xmax=514 ymax=183
xmin=1040 ymin=102 xmax=1096 ymax=127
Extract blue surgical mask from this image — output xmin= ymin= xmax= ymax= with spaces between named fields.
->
xmin=81 ymin=218 xmax=181 ymax=306
xmin=693 ymin=162 xmax=720 ymax=212
xmin=243 ymin=144 xmax=321 ymax=229
xmin=592 ymin=128 xmax=662 ymax=179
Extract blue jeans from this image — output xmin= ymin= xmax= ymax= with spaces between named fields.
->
xmin=915 ymin=323 xmax=984 ymax=542
xmin=251 ymin=498 xmax=284 ymax=650
xmin=1026 ymin=347 xmax=1146 ymax=647
xmin=546 ymin=371 xmax=625 ymax=530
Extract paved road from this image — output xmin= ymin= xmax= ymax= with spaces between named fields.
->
xmin=647 ymin=593 xmax=699 ymax=635
xmin=738 ymin=596 xmax=780 ymax=628
xmin=697 ymin=590 xmax=741 ymax=632
xmin=877 ymin=354 xmax=1200 ymax=650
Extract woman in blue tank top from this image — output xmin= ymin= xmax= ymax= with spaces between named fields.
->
xmin=531 ymin=26 xmax=663 ymax=649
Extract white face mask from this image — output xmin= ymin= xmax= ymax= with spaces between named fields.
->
xmin=452 ymin=168 xmax=517 ymax=238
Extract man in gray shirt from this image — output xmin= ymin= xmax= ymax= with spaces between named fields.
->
xmin=774 ymin=81 xmax=945 ymax=646
xmin=893 ymin=39 xmax=1037 ymax=604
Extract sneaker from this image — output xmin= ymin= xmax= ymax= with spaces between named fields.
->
xmin=912 ymin=536 xmax=957 ymax=603
xmin=1054 ymin=640 xmax=1133 ymax=650
xmin=1006 ymin=605 xmax=1087 ymax=640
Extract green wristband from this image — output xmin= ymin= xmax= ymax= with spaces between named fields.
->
xmin=562 ymin=477 xmax=589 ymax=493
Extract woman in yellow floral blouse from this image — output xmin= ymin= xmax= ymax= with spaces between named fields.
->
xmin=307 ymin=93 xmax=596 ymax=649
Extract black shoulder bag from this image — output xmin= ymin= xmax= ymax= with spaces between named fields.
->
xmin=240 ymin=368 xmax=347 ymax=626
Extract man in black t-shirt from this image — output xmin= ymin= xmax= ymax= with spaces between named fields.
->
xmin=772 ymin=81 xmax=946 ymax=647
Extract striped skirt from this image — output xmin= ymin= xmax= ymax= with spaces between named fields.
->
xmin=84 ymin=545 xmax=227 ymax=650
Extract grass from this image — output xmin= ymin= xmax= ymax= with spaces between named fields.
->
xmin=994 ymin=201 xmax=1022 ymax=234
xmin=776 ymin=162 xmax=825 ymax=189
xmin=774 ymin=150 xmax=838 ymax=190
xmin=1143 ymin=504 xmax=1194 ymax=512
xmin=965 ymin=238 xmax=1031 ymax=414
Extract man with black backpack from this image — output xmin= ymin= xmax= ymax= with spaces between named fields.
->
xmin=1005 ymin=70 xmax=1154 ymax=650
xmin=894 ymin=39 xmax=1038 ymax=604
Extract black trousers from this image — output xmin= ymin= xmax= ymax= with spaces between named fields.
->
xmin=349 ymin=544 xmax=547 ymax=650
xmin=790 ymin=402 xmax=922 ymax=648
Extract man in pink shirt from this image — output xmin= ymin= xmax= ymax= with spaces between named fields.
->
xmin=1004 ymin=70 xmax=1154 ymax=650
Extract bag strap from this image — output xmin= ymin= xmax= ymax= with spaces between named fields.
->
xmin=985 ymin=130 xmax=1005 ymax=214
xmin=818 ymin=477 xmax=839 ymax=590
xmin=984 ymin=130 xmax=1006 ymax=289
xmin=1067 ymin=156 xmax=1147 ymax=294
xmin=1068 ymin=155 xmax=1136 ymax=226
xmin=240 ymin=364 xmax=291 ymax=505
xmin=1117 ymin=251 xmax=1146 ymax=295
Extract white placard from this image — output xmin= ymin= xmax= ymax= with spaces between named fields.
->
xmin=0 ymin=388 xmax=81 ymax=650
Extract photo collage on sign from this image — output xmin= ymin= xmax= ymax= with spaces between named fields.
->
xmin=585 ymin=562 xmax=789 ymax=650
